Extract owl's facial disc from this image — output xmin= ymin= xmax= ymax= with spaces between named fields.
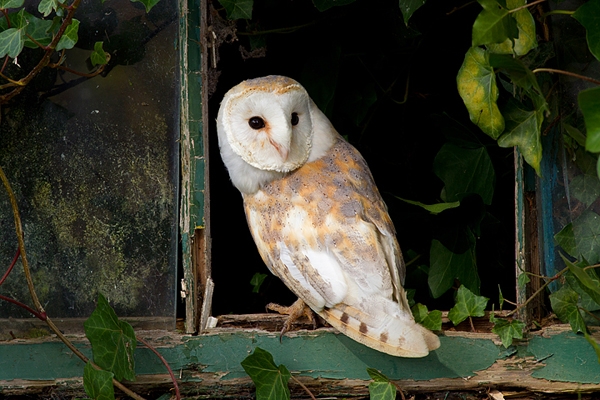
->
xmin=224 ymin=83 xmax=313 ymax=172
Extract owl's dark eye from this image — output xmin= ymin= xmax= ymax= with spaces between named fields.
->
xmin=291 ymin=112 xmax=299 ymax=126
xmin=248 ymin=116 xmax=265 ymax=130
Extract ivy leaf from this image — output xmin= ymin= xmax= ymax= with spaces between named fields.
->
xmin=312 ymin=0 xmax=356 ymax=12
xmin=486 ymin=0 xmax=536 ymax=55
xmin=394 ymin=196 xmax=460 ymax=215
xmin=563 ymin=123 xmax=587 ymax=147
xmin=399 ymin=0 xmax=426 ymax=25
xmin=24 ymin=14 xmax=53 ymax=48
xmin=572 ymin=0 xmax=600 ymax=62
xmin=570 ymin=174 xmax=600 ymax=206
xmin=0 ymin=27 xmax=24 ymax=58
xmin=411 ymin=303 xmax=442 ymax=331
xmin=472 ymin=0 xmax=518 ymax=47
xmin=83 ymin=362 xmax=115 ymax=400
xmin=578 ymin=86 xmax=600 ymax=153
xmin=490 ymin=313 xmax=525 ymax=347
xmin=367 ymin=369 xmax=396 ymax=400
xmin=429 ymin=238 xmax=479 ymax=298
xmin=83 ymin=293 xmax=136 ymax=382
xmin=241 ymin=347 xmax=291 ymax=400
xmin=218 ymin=0 xmax=253 ymax=19
xmin=497 ymin=101 xmax=542 ymax=175
xmin=91 ymin=41 xmax=109 ymax=66
xmin=498 ymin=285 xmax=504 ymax=310
xmin=448 ymin=285 xmax=489 ymax=326
xmin=130 ymin=0 xmax=161 ymax=13
xmin=517 ymin=272 xmax=530 ymax=288
xmin=433 ymin=143 xmax=495 ymax=205
xmin=561 ymin=253 xmax=600 ymax=306
xmin=457 ymin=47 xmax=505 ymax=139
xmin=55 ymin=18 xmax=79 ymax=51
xmin=37 ymin=0 xmax=58 ymax=18
xmin=549 ymin=285 xmax=587 ymax=333
xmin=250 ymin=272 xmax=267 ymax=293
xmin=556 ymin=212 xmax=600 ymax=263
xmin=0 ymin=0 xmax=23 ymax=9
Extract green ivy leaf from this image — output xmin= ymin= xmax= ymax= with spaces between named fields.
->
xmin=570 ymin=174 xmax=600 ymax=206
xmin=0 ymin=27 xmax=24 ymax=58
xmin=433 ymin=143 xmax=495 ymax=205
xmin=91 ymin=41 xmax=108 ymax=66
xmin=490 ymin=314 xmax=525 ymax=347
xmin=517 ymin=272 xmax=530 ymax=288
xmin=24 ymin=14 xmax=53 ymax=48
xmin=83 ymin=293 xmax=136 ymax=382
xmin=130 ymin=0 xmax=161 ymax=13
xmin=394 ymin=196 xmax=460 ymax=214
xmin=55 ymin=18 xmax=79 ymax=51
xmin=572 ymin=0 xmax=600 ymax=62
xmin=457 ymin=47 xmax=505 ymax=139
xmin=411 ymin=303 xmax=442 ymax=331
xmin=562 ymin=253 xmax=600 ymax=306
xmin=369 ymin=381 xmax=396 ymax=400
xmin=241 ymin=347 xmax=291 ymax=400
xmin=429 ymin=238 xmax=480 ymax=298
xmin=366 ymin=368 xmax=390 ymax=382
xmin=37 ymin=0 xmax=58 ymax=18
xmin=564 ymin=270 xmax=600 ymax=313
xmin=399 ymin=0 xmax=426 ymax=25
xmin=218 ymin=0 xmax=253 ymax=19
xmin=250 ymin=272 xmax=267 ymax=293
xmin=497 ymin=101 xmax=542 ymax=176
xmin=556 ymin=212 xmax=600 ymax=264
xmin=563 ymin=123 xmax=587 ymax=147
xmin=83 ymin=362 xmax=115 ymax=400
xmin=472 ymin=0 xmax=518 ymax=47
xmin=312 ymin=0 xmax=356 ymax=12
xmin=578 ymin=86 xmax=600 ymax=153
xmin=549 ymin=285 xmax=587 ymax=333
xmin=0 ymin=0 xmax=24 ymax=9
xmin=486 ymin=0 xmax=536 ymax=55
xmin=498 ymin=285 xmax=505 ymax=310
xmin=448 ymin=285 xmax=489 ymax=326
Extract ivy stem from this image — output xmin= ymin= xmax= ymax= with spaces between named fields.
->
xmin=532 ymin=68 xmax=600 ymax=86
xmin=137 ymin=336 xmax=180 ymax=400
xmin=0 ymin=294 xmax=46 ymax=320
xmin=0 ymin=165 xmax=44 ymax=314
xmin=237 ymin=21 xmax=316 ymax=36
xmin=508 ymin=0 xmax=546 ymax=13
xmin=0 ymin=247 xmax=19 ymax=286
xmin=507 ymin=266 xmax=568 ymax=317
xmin=290 ymin=375 xmax=317 ymax=400
xmin=543 ymin=9 xmax=575 ymax=18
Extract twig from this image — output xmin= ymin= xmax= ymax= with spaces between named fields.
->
xmin=507 ymin=266 xmax=568 ymax=317
xmin=0 ymin=294 xmax=46 ymax=320
xmin=508 ymin=0 xmax=546 ymax=13
xmin=532 ymin=68 xmax=600 ymax=86
xmin=290 ymin=375 xmax=317 ymax=400
xmin=137 ymin=336 xmax=181 ymax=400
xmin=390 ymin=381 xmax=407 ymax=400
xmin=0 ymin=247 xmax=19 ymax=286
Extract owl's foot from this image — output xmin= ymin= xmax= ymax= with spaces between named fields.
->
xmin=266 ymin=298 xmax=316 ymax=340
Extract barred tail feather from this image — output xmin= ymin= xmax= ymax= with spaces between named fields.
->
xmin=319 ymin=304 xmax=440 ymax=358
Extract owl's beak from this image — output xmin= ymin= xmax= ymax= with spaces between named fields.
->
xmin=269 ymin=138 xmax=289 ymax=161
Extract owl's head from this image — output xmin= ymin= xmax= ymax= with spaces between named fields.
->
xmin=217 ymin=75 xmax=336 ymax=194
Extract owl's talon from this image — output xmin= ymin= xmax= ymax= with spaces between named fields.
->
xmin=266 ymin=298 xmax=315 ymax=339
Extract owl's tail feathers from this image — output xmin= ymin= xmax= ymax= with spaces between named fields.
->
xmin=319 ymin=304 xmax=440 ymax=358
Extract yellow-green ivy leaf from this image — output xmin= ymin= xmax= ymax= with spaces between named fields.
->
xmin=487 ymin=0 xmax=536 ymax=55
xmin=497 ymin=102 xmax=542 ymax=175
xmin=457 ymin=47 xmax=505 ymax=139
xmin=394 ymin=196 xmax=460 ymax=214
xmin=490 ymin=313 xmax=525 ymax=348
xmin=448 ymin=285 xmax=489 ymax=326
xmin=91 ymin=41 xmax=108 ymax=66
xmin=55 ymin=18 xmax=79 ymax=51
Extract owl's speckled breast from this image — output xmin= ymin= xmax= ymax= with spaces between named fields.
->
xmin=242 ymin=136 xmax=396 ymax=271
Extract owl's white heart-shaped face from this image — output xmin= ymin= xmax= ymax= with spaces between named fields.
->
xmin=219 ymin=76 xmax=313 ymax=173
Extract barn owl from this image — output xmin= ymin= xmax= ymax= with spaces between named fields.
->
xmin=217 ymin=75 xmax=440 ymax=357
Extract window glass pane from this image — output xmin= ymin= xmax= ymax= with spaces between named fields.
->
xmin=0 ymin=0 xmax=179 ymax=324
